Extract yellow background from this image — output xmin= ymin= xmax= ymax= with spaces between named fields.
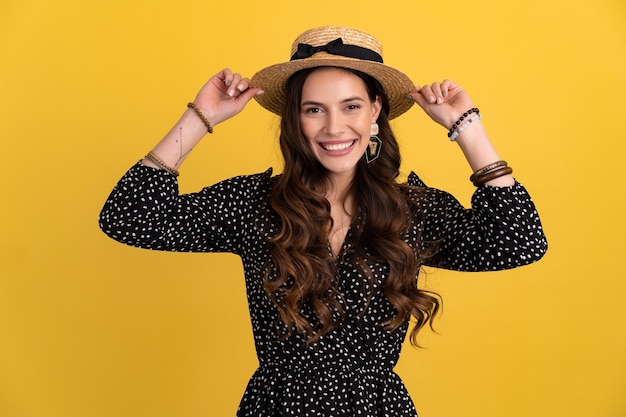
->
xmin=1 ymin=0 xmax=625 ymax=416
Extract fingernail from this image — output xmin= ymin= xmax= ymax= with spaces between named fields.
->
xmin=429 ymin=96 xmax=436 ymax=104
xmin=228 ymin=89 xmax=234 ymax=97
xmin=436 ymin=97 xmax=443 ymax=104
xmin=237 ymin=84 xmax=245 ymax=92
xmin=255 ymin=90 xmax=265 ymax=96
xmin=405 ymin=95 xmax=414 ymax=101
xmin=442 ymin=91 xmax=447 ymax=97
xmin=226 ymin=80 xmax=232 ymax=86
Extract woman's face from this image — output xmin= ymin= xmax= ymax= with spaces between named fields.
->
xmin=299 ymin=68 xmax=382 ymax=182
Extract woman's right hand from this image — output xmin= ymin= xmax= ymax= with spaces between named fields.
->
xmin=192 ymin=68 xmax=264 ymax=127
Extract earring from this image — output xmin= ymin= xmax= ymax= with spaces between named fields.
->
xmin=366 ymin=123 xmax=382 ymax=163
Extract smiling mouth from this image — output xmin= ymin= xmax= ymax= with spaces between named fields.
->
xmin=321 ymin=140 xmax=357 ymax=151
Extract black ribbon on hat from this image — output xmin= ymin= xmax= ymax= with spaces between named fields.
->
xmin=290 ymin=37 xmax=383 ymax=63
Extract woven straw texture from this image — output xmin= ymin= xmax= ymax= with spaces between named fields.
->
xmin=251 ymin=26 xmax=415 ymax=120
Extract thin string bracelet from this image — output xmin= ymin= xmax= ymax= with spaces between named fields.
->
xmin=187 ymin=102 xmax=214 ymax=134
xmin=145 ymin=151 xmax=180 ymax=177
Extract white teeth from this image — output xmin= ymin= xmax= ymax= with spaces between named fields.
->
xmin=323 ymin=141 xmax=354 ymax=151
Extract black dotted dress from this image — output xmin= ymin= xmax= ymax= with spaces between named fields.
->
xmin=99 ymin=163 xmax=547 ymax=416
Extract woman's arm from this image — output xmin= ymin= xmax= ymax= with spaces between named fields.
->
xmin=99 ymin=165 xmax=272 ymax=253
xmin=99 ymin=69 xmax=265 ymax=252
xmin=408 ymin=80 xmax=513 ymax=187
xmin=416 ymin=184 xmax=548 ymax=271
xmin=407 ymin=81 xmax=546 ymax=269
xmin=143 ymin=68 xmax=263 ymax=172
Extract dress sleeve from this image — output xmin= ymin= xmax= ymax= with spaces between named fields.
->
xmin=407 ymin=172 xmax=548 ymax=271
xmin=98 ymin=162 xmax=272 ymax=254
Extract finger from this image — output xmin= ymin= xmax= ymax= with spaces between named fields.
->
xmin=430 ymin=82 xmax=444 ymax=104
xmin=219 ymin=68 xmax=233 ymax=86
xmin=408 ymin=90 xmax=431 ymax=111
xmin=440 ymin=79 xmax=450 ymax=99
xmin=440 ymin=79 xmax=458 ymax=99
xmin=237 ymin=86 xmax=264 ymax=105
xmin=235 ymin=77 xmax=252 ymax=93
xmin=442 ymin=79 xmax=459 ymax=89
xmin=227 ymin=73 xmax=243 ymax=97
xmin=419 ymin=85 xmax=437 ymax=104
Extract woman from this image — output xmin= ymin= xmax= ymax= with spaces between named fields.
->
xmin=100 ymin=26 xmax=547 ymax=416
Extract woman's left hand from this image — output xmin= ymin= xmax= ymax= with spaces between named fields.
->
xmin=407 ymin=80 xmax=475 ymax=129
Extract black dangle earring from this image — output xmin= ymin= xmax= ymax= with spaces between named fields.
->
xmin=366 ymin=123 xmax=382 ymax=163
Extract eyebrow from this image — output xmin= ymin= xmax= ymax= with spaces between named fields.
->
xmin=300 ymin=96 xmax=367 ymax=107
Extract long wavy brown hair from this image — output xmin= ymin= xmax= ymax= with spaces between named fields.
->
xmin=264 ymin=67 xmax=440 ymax=346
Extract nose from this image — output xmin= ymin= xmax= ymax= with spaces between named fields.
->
xmin=323 ymin=109 xmax=344 ymax=137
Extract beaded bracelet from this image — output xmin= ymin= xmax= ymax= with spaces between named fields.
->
xmin=145 ymin=151 xmax=180 ymax=177
xmin=449 ymin=114 xmax=482 ymax=142
xmin=473 ymin=166 xmax=513 ymax=186
xmin=187 ymin=102 xmax=214 ymax=134
xmin=469 ymin=160 xmax=508 ymax=183
xmin=448 ymin=108 xmax=480 ymax=138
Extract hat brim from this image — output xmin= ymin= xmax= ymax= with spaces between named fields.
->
xmin=250 ymin=52 xmax=416 ymax=120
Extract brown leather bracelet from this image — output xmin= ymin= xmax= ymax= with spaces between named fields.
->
xmin=470 ymin=160 xmax=508 ymax=183
xmin=473 ymin=166 xmax=513 ymax=186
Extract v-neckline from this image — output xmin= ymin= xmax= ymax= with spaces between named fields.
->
xmin=329 ymin=225 xmax=351 ymax=259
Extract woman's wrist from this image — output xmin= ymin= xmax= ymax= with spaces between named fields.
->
xmin=176 ymin=108 xmax=212 ymax=142
xmin=451 ymin=118 xmax=515 ymax=187
xmin=446 ymin=107 xmax=480 ymax=140
xmin=187 ymin=102 xmax=215 ymax=133
xmin=141 ymin=108 xmax=210 ymax=172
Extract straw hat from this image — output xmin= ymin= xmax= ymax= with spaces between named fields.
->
xmin=251 ymin=26 xmax=416 ymax=120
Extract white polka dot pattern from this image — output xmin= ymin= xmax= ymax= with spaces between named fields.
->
xmin=99 ymin=163 xmax=547 ymax=416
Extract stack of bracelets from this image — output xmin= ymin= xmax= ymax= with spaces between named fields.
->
xmin=448 ymin=107 xmax=481 ymax=141
xmin=145 ymin=151 xmax=179 ymax=177
xmin=469 ymin=160 xmax=513 ymax=187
